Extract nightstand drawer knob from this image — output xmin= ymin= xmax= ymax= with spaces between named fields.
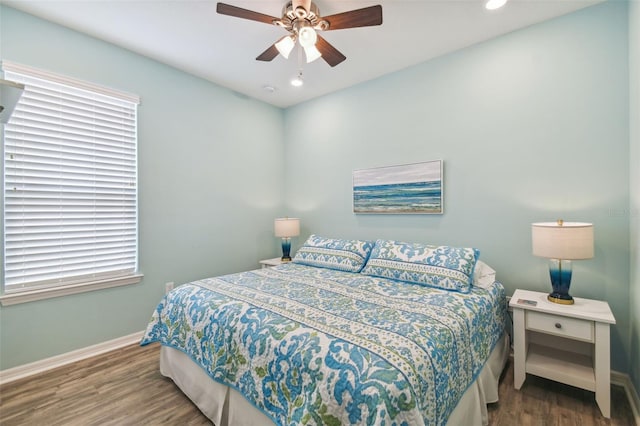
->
xmin=555 ymin=323 xmax=562 ymax=329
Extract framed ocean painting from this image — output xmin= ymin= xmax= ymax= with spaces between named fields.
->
xmin=353 ymin=160 xmax=443 ymax=214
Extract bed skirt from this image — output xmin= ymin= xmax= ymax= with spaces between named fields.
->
xmin=159 ymin=333 xmax=509 ymax=426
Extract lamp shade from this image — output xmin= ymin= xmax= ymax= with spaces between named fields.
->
xmin=298 ymin=27 xmax=317 ymax=48
xmin=304 ymin=44 xmax=322 ymax=63
xmin=275 ymin=35 xmax=295 ymax=59
xmin=274 ymin=218 xmax=300 ymax=238
xmin=532 ymin=221 xmax=594 ymax=260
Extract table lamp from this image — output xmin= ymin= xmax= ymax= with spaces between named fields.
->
xmin=531 ymin=220 xmax=594 ymax=305
xmin=274 ymin=218 xmax=300 ymax=262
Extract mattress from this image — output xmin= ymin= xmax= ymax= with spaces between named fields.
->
xmin=141 ymin=263 xmax=507 ymax=425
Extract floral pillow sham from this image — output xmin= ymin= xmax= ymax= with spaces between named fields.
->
xmin=360 ymin=239 xmax=480 ymax=293
xmin=292 ymin=234 xmax=375 ymax=273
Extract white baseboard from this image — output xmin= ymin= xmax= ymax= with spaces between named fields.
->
xmin=612 ymin=370 xmax=640 ymax=426
xmin=0 ymin=330 xmax=144 ymax=385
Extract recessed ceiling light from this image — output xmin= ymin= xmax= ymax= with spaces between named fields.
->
xmin=291 ymin=72 xmax=304 ymax=87
xmin=485 ymin=0 xmax=508 ymax=10
xmin=262 ymin=85 xmax=276 ymax=93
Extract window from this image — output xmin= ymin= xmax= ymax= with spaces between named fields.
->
xmin=1 ymin=61 xmax=142 ymax=305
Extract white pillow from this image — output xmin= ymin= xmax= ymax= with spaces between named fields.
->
xmin=473 ymin=260 xmax=496 ymax=288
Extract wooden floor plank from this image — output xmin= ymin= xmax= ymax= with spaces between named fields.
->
xmin=0 ymin=343 xmax=211 ymax=426
xmin=488 ymin=357 xmax=634 ymax=426
xmin=0 ymin=343 xmax=635 ymax=425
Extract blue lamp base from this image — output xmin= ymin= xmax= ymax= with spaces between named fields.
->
xmin=547 ymin=259 xmax=574 ymax=305
xmin=281 ymin=238 xmax=292 ymax=262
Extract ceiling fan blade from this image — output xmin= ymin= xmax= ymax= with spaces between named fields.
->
xmin=322 ymin=5 xmax=383 ymax=31
xmin=216 ymin=3 xmax=278 ymax=25
xmin=316 ymin=35 xmax=346 ymax=67
xmin=256 ymin=44 xmax=280 ymax=62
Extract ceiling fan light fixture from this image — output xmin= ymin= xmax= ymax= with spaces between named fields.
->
xmin=298 ymin=26 xmax=317 ymax=48
xmin=304 ymin=44 xmax=322 ymax=63
xmin=275 ymin=35 xmax=296 ymax=59
xmin=485 ymin=0 xmax=508 ymax=10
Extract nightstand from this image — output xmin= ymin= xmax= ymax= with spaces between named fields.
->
xmin=510 ymin=289 xmax=616 ymax=418
xmin=259 ymin=257 xmax=286 ymax=268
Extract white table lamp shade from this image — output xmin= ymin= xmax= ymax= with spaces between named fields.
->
xmin=274 ymin=218 xmax=300 ymax=238
xmin=532 ymin=222 xmax=594 ymax=260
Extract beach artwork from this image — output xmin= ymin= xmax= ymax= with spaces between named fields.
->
xmin=353 ymin=160 xmax=443 ymax=214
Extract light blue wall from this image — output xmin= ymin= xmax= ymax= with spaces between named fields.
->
xmin=284 ymin=1 xmax=631 ymax=373
xmin=0 ymin=6 xmax=285 ymax=370
xmin=1 ymin=1 xmax=636 ymax=385
xmin=628 ymin=0 xmax=640 ymax=395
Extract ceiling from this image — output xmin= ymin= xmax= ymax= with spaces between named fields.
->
xmin=2 ymin=0 xmax=603 ymax=108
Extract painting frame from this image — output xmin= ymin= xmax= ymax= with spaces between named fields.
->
xmin=352 ymin=160 xmax=443 ymax=214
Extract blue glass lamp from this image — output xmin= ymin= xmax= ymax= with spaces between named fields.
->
xmin=274 ymin=218 xmax=300 ymax=262
xmin=532 ymin=220 xmax=594 ymax=305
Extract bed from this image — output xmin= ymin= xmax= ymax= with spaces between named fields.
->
xmin=141 ymin=236 xmax=508 ymax=426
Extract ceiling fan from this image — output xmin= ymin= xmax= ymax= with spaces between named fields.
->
xmin=216 ymin=1 xmax=383 ymax=67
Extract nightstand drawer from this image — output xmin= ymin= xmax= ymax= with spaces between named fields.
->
xmin=526 ymin=311 xmax=594 ymax=342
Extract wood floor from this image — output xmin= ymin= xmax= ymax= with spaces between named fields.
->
xmin=0 ymin=342 xmax=635 ymax=426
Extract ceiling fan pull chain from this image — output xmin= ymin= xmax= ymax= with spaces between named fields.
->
xmin=289 ymin=43 xmax=305 ymax=87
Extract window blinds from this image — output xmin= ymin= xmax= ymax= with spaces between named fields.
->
xmin=3 ymin=62 xmax=140 ymax=292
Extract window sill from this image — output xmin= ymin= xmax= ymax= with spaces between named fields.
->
xmin=0 ymin=274 xmax=144 ymax=306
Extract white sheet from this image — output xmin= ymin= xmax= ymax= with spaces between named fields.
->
xmin=159 ymin=333 xmax=509 ymax=426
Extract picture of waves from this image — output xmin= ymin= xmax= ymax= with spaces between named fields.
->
xmin=353 ymin=161 xmax=443 ymax=214
xmin=354 ymin=181 xmax=442 ymax=213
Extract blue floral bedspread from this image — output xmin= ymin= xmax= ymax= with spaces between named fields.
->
xmin=141 ymin=263 xmax=506 ymax=426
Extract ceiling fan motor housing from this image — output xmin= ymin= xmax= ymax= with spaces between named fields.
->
xmin=292 ymin=0 xmax=312 ymax=18
xmin=278 ymin=1 xmax=329 ymax=32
